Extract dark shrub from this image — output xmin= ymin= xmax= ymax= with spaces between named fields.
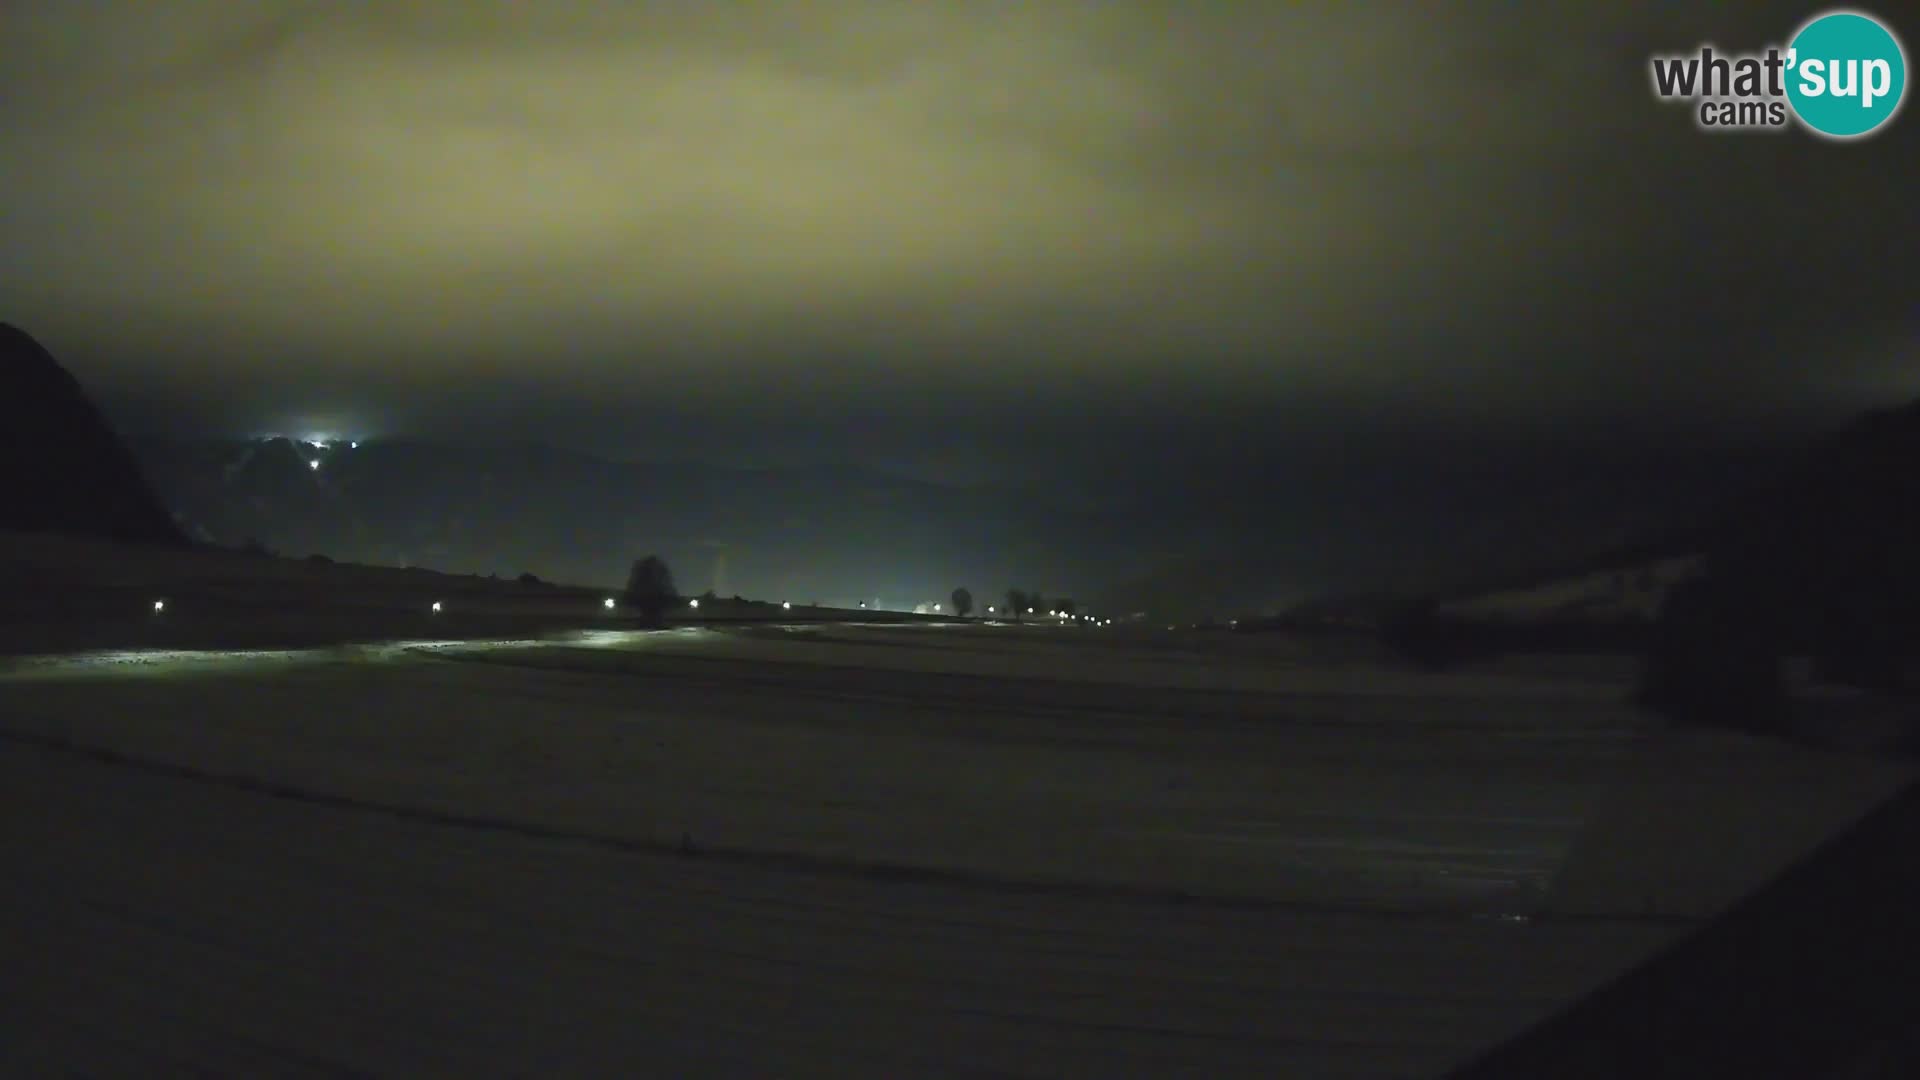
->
xmin=1636 ymin=574 xmax=1792 ymax=735
xmin=623 ymin=555 xmax=677 ymax=626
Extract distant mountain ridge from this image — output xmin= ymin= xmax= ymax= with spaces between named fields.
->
xmin=121 ymin=420 xmax=1799 ymax=621
xmin=125 ymin=434 xmax=1136 ymax=604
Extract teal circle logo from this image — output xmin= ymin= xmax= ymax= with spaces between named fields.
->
xmin=1786 ymin=10 xmax=1907 ymax=138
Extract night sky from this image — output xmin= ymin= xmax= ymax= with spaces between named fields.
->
xmin=3 ymin=1 xmax=1915 ymax=493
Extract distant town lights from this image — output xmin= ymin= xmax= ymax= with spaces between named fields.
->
xmin=782 ymin=601 xmax=792 ymax=610
xmin=689 ymin=598 xmax=700 ymax=609
xmin=603 ymin=597 xmax=616 ymax=610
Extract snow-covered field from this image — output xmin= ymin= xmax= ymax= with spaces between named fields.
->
xmin=1438 ymin=556 xmax=1703 ymax=625
xmin=3 ymin=620 xmax=1911 ymax=1077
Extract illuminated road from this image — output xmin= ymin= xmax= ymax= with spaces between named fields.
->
xmin=3 ymin=625 xmax=1909 ymax=1076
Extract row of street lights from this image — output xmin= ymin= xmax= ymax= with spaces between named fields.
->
xmin=686 ymin=599 xmax=792 ymax=611
xmin=146 ymin=596 xmax=802 ymax=616
xmin=974 ymin=603 xmax=1112 ymax=626
xmin=141 ymin=595 xmax=972 ymax=621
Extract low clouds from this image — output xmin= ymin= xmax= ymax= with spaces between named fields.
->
xmin=1 ymin=0 xmax=1914 ymax=453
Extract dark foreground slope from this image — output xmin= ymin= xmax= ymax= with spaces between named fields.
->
xmin=0 ymin=323 xmax=185 ymax=546
xmin=1450 ymin=777 xmax=1920 ymax=1078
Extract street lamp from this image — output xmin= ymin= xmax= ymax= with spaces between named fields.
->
xmin=603 ymin=597 xmax=617 ymax=610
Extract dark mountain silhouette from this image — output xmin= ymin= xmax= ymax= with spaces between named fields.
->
xmin=0 ymin=323 xmax=186 ymax=546
xmin=1715 ymin=398 xmax=1920 ymax=589
xmin=1707 ymin=398 xmax=1920 ymax=677
xmin=1296 ymin=396 xmax=1920 ymax=724
xmin=1660 ymin=400 xmax=1915 ymax=589
xmin=1632 ymin=398 xmax=1920 ymax=731
xmin=1350 ymin=399 xmax=1918 ymax=625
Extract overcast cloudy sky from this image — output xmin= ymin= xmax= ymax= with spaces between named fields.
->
xmin=2 ymin=0 xmax=1914 ymax=484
